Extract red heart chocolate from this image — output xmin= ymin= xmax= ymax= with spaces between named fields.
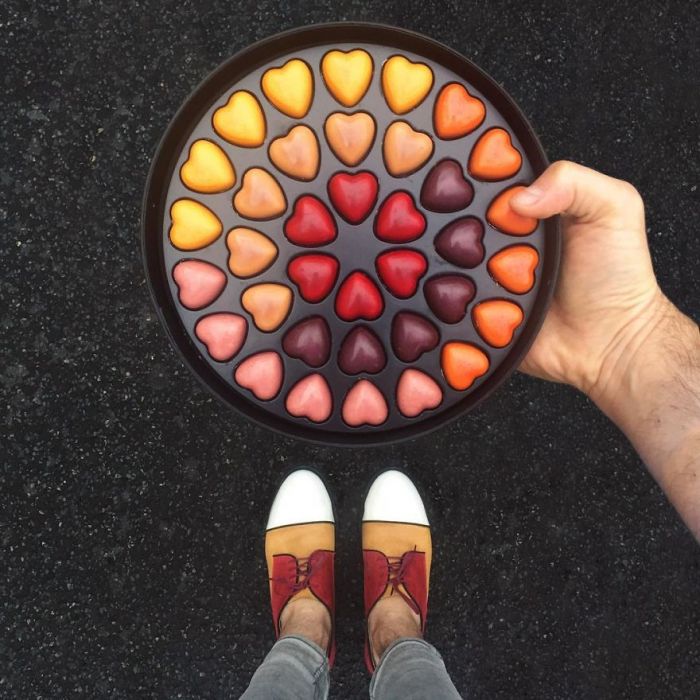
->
xmin=327 ymin=170 xmax=379 ymax=224
xmin=335 ymin=271 xmax=384 ymax=321
xmin=284 ymin=195 xmax=337 ymax=246
xmin=374 ymin=191 xmax=426 ymax=243
xmin=287 ymin=254 xmax=339 ymax=303
xmin=375 ymin=249 xmax=428 ymax=299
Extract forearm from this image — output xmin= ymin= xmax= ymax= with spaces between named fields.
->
xmin=590 ymin=295 xmax=700 ymax=540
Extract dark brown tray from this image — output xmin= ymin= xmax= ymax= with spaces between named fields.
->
xmin=141 ymin=23 xmax=560 ymax=445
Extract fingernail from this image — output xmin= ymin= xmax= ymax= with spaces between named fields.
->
xmin=512 ymin=186 xmax=543 ymax=206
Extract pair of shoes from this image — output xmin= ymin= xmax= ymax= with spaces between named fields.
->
xmin=264 ymin=469 xmax=431 ymax=673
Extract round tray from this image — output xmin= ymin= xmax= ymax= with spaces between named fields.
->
xmin=142 ymin=23 xmax=560 ymax=445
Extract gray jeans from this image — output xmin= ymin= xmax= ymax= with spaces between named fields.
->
xmin=240 ymin=635 xmax=463 ymax=699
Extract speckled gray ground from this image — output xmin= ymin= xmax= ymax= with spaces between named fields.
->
xmin=1 ymin=1 xmax=699 ymax=698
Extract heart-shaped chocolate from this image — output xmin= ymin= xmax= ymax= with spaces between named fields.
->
xmin=434 ymin=217 xmax=484 ymax=268
xmin=383 ymin=121 xmax=434 ymax=177
xmin=233 ymin=168 xmax=287 ymax=220
xmin=269 ymin=125 xmax=320 ymax=181
xmin=441 ymin=342 xmax=489 ymax=391
xmin=285 ymin=373 xmax=333 ymax=423
xmin=487 ymin=245 xmax=539 ymax=294
xmin=324 ymin=111 xmax=376 ymax=167
xmin=375 ymin=249 xmax=427 ymax=299
xmin=282 ymin=316 xmax=331 ymax=368
xmin=234 ymin=350 xmax=283 ymax=400
xmin=194 ymin=313 xmax=248 ymax=362
xmin=486 ymin=185 xmax=537 ymax=236
xmin=321 ymin=49 xmax=373 ymax=107
xmin=381 ymin=55 xmax=434 ymax=114
xmin=391 ymin=312 xmax=439 ymax=362
xmin=396 ymin=368 xmax=443 ymax=418
xmin=423 ymin=274 xmax=476 ymax=323
xmin=374 ymin=191 xmax=426 ymax=243
xmin=472 ymin=299 xmax=524 ymax=348
xmin=172 ymin=259 xmax=227 ymax=310
xmin=261 ymin=58 xmax=313 ymax=118
xmin=287 ymin=254 xmax=340 ymax=303
xmin=335 ymin=272 xmax=384 ymax=322
xmin=468 ymin=127 xmax=522 ymax=181
xmin=284 ymin=195 xmax=337 ymax=247
xmin=420 ymin=159 xmax=474 ymax=212
xmin=180 ymin=139 xmax=236 ymax=193
xmin=212 ymin=90 xmax=266 ymax=147
xmin=341 ymin=379 xmax=388 ymax=427
xmin=241 ymin=283 xmax=293 ymax=332
xmin=169 ymin=199 xmax=222 ymax=251
xmin=327 ymin=171 xmax=378 ymax=224
xmin=433 ymin=82 xmax=485 ymax=140
xmin=337 ymin=326 xmax=386 ymax=375
xmin=226 ymin=227 xmax=278 ymax=278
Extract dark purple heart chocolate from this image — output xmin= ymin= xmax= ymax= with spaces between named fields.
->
xmin=282 ymin=316 xmax=331 ymax=367
xmin=391 ymin=312 xmax=439 ymax=363
xmin=420 ymin=159 xmax=474 ymax=213
xmin=434 ymin=217 xmax=485 ymax=268
xmin=338 ymin=326 xmax=386 ymax=374
xmin=424 ymin=274 xmax=476 ymax=323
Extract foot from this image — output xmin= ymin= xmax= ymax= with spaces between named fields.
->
xmin=265 ymin=470 xmax=336 ymax=665
xmin=362 ymin=470 xmax=431 ymax=672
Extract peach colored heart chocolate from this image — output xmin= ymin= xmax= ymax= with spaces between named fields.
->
xmin=321 ymin=49 xmax=373 ymax=107
xmin=468 ymin=128 xmax=522 ymax=181
xmin=285 ymin=373 xmax=333 ymax=423
xmin=324 ymin=111 xmax=376 ymax=167
xmin=433 ymin=82 xmax=485 ymax=140
xmin=268 ymin=125 xmax=320 ymax=181
xmin=261 ymin=58 xmax=313 ymax=118
xmin=180 ymin=139 xmax=236 ymax=193
xmin=241 ymin=283 xmax=293 ymax=332
xmin=234 ymin=351 xmax=283 ymax=400
xmin=172 ymin=259 xmax=226 ymax=310
xmin=341 ymin=379 xmax=388 ymax=427
xmin=396 ymin=368 xmax=443 ymax=418
xmin=213 ymin=90 xmax=266 ymax=147
xmin=382 ymin=55 xmax=434 ymax=114
xmin=194 ymin=313 xmax=247 ymax=362
xmin=383 ymin=121 xmax=434 ymax=177
xmin=169 ymin=199 xmax=222 ymax=251
xmin=233 ymin=168 xmax=287 ymax=220
xmin=226 ymin=227 xmax=278 ymax=279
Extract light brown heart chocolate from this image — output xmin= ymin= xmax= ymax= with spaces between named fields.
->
xmin=233 ymin=168 xmax=287 ymax=220
xmin=324 ymin=111 xmax=376 ymax=167
xmin=268 ymin=125 xmax=320 ymax=181
xmin=383 ymin=120 xmax=434 ymax=177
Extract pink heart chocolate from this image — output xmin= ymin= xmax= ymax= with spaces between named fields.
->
xmin=172 ymin=259 xmax=227 ymax=310
xmin=194 ymin=313 xmax=247 ymax=362
xmin=341 ymin=379 xmax=388 ymax=427
xmin=234 ymin=351 xmax=283 ymax=400
xmin=396 ymin=368 xmax=443 ymax=418
xmin=285 ymin=373 xmax=333 ymax=423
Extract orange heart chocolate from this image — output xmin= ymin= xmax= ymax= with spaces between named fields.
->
xmin=468 ymin=128 xmax=522 ymax=181
xmin=383 ymin=120 xmax=434 ymax=177
xmin=233 ymin=168 xmax=287 ymax=220
xmin=226 ymin=227 xmax=278 ymax=278
xmin=382 ymin=55 xmax=434 ymax=114
xmin=487 ymin=245 xmax=539 ymax=294
xmin=268 ymin=125 xmax=320 ymax=181
xmin=180 ymin=139 xmax=236 ymax=193
xmin=433 ymin=82 xmax=485 ymax=140
xmin=321 ymin=49 xmax=373 ymax=107
xmin=486 ymin=185 xmax=538 ymax=235
xmin=212 ymin=90 xmax=266 ymax=147
xmin=168 ymin=199 xmax=222 ymax=250
xmin=441 ymin=342 xmax=489 ymax=391
xmin=241 ymin=283 xmax=293 ymax=332
xmin=324 ymin=111 xmax=376 ymax=167
xmin=261 ymin=58 xmax=313 ymax=118
xmin=472 ymin=299 xmax=524 ymax=348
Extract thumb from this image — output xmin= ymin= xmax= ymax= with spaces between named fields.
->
xmin=510 ymin=160 xmax=645 ymax=226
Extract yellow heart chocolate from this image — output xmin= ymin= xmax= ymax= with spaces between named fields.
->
xmin=382 ymin=55 xmax=434 ymax=114
xmin=321 ymin=49 xmax=373 ymax=107
xmin=226 ymin=227 xmax=278 ymax=278
xmin=383 ymin=121 xmax=434 ymax=177
xmin=261 ymin=59 xmax=314 ymax=119
xmin=268 ymin=125 xmax=320 ymax=181
xmin=212 ymin=90 xmax=266 ymax=147
xmin=241 ymin=283 xmax=293 ymax=332
xmin=233 ymin=168 xmax=287 ymax=220
xmin=168 ymin=199 xmax=222 ymax=250
xmin=180 ymin=139 xmax=236 ymax=193
xmin=324 ymin=111 xmax=376 ymax=167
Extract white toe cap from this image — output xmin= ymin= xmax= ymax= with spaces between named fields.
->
xmin=363 ymin=470 xmax=429 ymax=525
xmin=267 ymin=469 xmax=334 ymax=530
